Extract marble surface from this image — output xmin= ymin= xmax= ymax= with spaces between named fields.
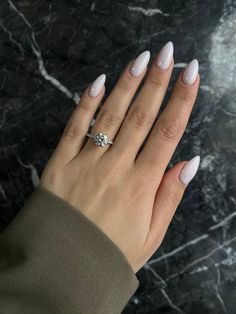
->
xmin=0 ymin=0 xmax=236 ymax=313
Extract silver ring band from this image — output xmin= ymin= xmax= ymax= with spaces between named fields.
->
xmin=86 ymin=132 xmax=113 ymax=147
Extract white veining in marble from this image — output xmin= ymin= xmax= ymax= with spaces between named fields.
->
xmin=210 ymin=1 xmax=236 ymax=98
xmin=127 ymin=5 xmax=169 ymax=17
xmin=8 ymin=0 xmax=80 ymax=104
xmin=1 ymin=0 xmax=236 ymax=312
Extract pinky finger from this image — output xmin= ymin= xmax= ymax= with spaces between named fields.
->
xmin=143 ymin=155 xmax=200 ymax=260
xmin=54 ymin=74 xmax=106 ymax=165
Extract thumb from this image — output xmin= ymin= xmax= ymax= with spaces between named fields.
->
xmin=143 ymin=155 xmax=200 ymax=258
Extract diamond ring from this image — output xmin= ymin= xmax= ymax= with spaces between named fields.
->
xmin=86 ymin=132 xmax=113 ymax=147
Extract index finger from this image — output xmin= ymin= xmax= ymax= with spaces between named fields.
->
xmin=135 ymin=59 xmax=200 ymax=180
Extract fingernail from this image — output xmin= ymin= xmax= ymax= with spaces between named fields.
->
xmin=182 ymin=59 xmax=199 ymax=85
xmin=156 ymin=41 xmax=174 ymax=70
xmin=89 ymin=74 xmax=106 ymax=97
xmin=130 ymin=50 xmax=150 ymax=77
xmin=179 ymin=155 xmax=200 ymax=185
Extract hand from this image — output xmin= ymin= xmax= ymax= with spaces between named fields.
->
xmin=40 ymin=42 xmax=200 ymax=273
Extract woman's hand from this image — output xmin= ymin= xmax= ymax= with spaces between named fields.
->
xmin=40 ymin=42 xmax=200 ymax=273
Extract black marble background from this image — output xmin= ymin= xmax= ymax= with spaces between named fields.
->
xmin=1 ymin=0 xmax=236 ymax=313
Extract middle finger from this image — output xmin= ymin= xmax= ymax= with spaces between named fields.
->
xmin=109 ymin=41 xmax=174 ymax=162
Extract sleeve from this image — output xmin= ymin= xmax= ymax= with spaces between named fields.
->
xmin=0 ymin=184 xmax=139 ymax=314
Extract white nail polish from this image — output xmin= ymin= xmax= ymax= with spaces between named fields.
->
xmin=182 ymin=59 xmax=199 ymax=85
xmin=156 ymin=41 xmax=174 ymax=70
xmin=179 ymin=155 xmax=200 ymax=185
xmin=130 ymin=50 xmax=150 ymax=77
xmin=89 ymin=74 xmax=106 ymax=97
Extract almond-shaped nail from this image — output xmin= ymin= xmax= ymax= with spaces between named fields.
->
xmin=179 ymin=155 xmax=200 ymax=185
xmin=156 ymin=41 xmax=174 ymax=70
xmin=89 ymin=74 xmax=106 ymax=97
xmin=130 ymin=50 xmax=150 ymax=77
xmin=182 ymin=59 xmax=199 ymax=85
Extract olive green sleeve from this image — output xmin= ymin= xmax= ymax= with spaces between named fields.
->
xmin=0 ymin=185 xmax=139 ymax=314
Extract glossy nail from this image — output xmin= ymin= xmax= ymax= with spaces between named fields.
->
xmin=179 ymin=155 xmax=200 ymax=185
xmin=89 ymin=74 xmax=106 ymax=97
xmin=130 ymin=50 xmax=150 ymax=77
xmin=182 ymin=59 xmax=199 ymax=85
xmin=156 ymin=41 xmax=174 ymax=70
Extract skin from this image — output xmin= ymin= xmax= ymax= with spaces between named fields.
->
xmin=40 ymin=51 xmax=200 ymax=274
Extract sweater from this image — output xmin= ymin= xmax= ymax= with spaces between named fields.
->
xmin=0 ymin=184 xmax=139 ymax=313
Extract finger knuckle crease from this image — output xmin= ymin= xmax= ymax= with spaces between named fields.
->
xmin=147 ymin=74 xmax=165 ymax=87
xmin=158 ymin=118 xmax=182 ymax=141
xmin=78 ymin=100 xmax=91 ymax=113
xmin=129 ymin=107 xmax=154 ymax=128
xmin=64 ymin=123 xmax=83 ymax=140
xmin=98 ymin=109 xmax=121 ymax=127
xmin=118 ymin=76 xmax=132 ymax=92
xmin=166 ymin=188 xmax=181 ymax=206
xmin=174 ymin=90 xmax=193 ymax=104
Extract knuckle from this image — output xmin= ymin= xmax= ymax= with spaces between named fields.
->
xmin=157 ymin=117 xmax=183 ymax=141
xmin=98 ymin=108 xmax=122 ymax=128
xmin=174 ymin=88 xmax=193 ymax=104
xmin=146 ymin=72 xmax=166 ymax=88
xmin=78 ymin=99 xmax=91 ymax=114
xmin=117 ymin=75 xmax=132 ymax=92
xmin=164 ymin=185 xmax=181 ymax=207
xmin=128 ymin=107 xmax=154 ymax=128
xmin=63 ymin=122 xmax=83 ymax=140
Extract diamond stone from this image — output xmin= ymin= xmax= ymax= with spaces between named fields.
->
xmin=94 ymin=132 xmax=108 ymax=147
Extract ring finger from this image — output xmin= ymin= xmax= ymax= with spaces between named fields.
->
xmin=81 ymin=50 xmax=151 ymax=157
